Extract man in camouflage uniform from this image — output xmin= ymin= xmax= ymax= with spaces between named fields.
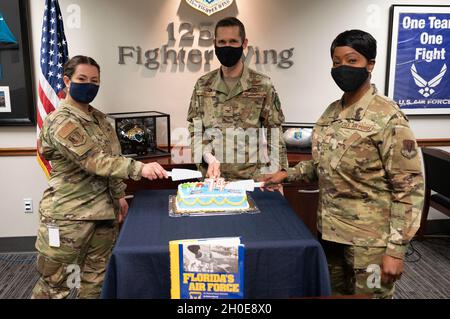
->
xmin=262 ymin=30 xmax=424 ymax=298
xmin=187 ymin=17 xmax=288 ymax=180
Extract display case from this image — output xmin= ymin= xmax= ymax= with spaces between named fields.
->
xmin=282 ymin=122 xmax=314 ymax=153
xmin=107 ymin=111 xmax=170 ymax=159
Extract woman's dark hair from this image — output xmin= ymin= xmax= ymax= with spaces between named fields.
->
xmin=215 ymin=17 xmax=246 ymax=43
xmin=63 ymin=55 xmax=100 ymax=79
xmin=330 ymin=30 xmax=377 ymax=61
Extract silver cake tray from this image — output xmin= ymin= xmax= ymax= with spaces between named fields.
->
xmin=168 ymin=195 xmax=260 ymax=217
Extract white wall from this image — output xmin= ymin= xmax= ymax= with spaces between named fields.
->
xmin=1 ymin=0 xmax=449 ymax=238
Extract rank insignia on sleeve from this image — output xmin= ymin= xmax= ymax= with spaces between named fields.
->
xmin=401 ymin=139 xmax=418 ymax=159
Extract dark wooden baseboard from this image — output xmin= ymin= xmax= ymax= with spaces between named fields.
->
xmin=0 ymin=236 xmax=37 ymax=253
xmin=0 ymin=148 xmax=36 ymax=156
xmin=423 ymin=218 xmax=450 ymax=235
xmin=417 ymin=139 xmax=450 ymax=148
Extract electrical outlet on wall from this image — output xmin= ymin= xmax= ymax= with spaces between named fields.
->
xmin=24 ymin=198 xmax=33 ymax=213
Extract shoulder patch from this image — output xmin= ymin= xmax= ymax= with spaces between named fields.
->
xmin=57 ymin=121 xmax=78 ymax=139
xmin=66 ymin=128 xmax=87 ymax=147
xmin=390 ymin=127 xmax=421 ymax=172
xmin=55 ymin=121 xmax=94 ymax=156
xmin=401 ymin=139 xmax=418 ymax=159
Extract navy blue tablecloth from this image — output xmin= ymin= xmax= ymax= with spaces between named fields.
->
xmin=101 ymin=189 xmax=331 ymax=299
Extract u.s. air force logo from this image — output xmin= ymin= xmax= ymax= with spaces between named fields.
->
xmin=185 ymin=0 xmax=234 ymax=16
xmin=411 ymin=63 xmax=447 ymax=98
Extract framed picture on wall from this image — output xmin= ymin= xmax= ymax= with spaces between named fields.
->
xmin=386 ymin=5 xmax=450 ymax=115
xmin=0 ymin=0 xmax=35 ymax=125
xmin=0 ymin=86 xmax=11 ymax=113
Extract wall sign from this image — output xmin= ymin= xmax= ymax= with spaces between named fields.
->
xmin=185 ymin=0 xmax=234 ymax=16
xmin=118 ymin=22 xmax=295 ymax=72
xmin=386 ymin=5 xmax=450 ymax=115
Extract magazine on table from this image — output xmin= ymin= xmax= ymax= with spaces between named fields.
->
xmin=169 ymin=237 xmax=244 ymax=299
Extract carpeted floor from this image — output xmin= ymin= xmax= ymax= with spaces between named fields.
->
xmin=0 ymin=253 xmax=38 ymax=299
xmin=395 ymin=236 xmax=450 ymax=299
xmin=0 ymin=237 xmax=449 ymax=299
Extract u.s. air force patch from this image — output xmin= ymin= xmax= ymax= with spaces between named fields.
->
xmin=68 ymin=129 xmax=87 ymax=146
xmin=56 ymin=121 xmax=94 ymax=156
xmin=57 ymin=121 xmax=86 ymax=146
xmin=401 ymin=139 xmax=418 ymax=159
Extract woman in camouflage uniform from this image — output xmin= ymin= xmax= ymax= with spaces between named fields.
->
xmin=32 ymin=56 xmax=168 ymax=299
xmin=262 ymin=30 xmax=424 ymax=298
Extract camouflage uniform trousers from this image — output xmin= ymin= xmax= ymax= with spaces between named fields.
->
xmin=320 ymin=237 xmax=395 ymax=299
xmin=31 ymin=214 xmax=119 ymax=299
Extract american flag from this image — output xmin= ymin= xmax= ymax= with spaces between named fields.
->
xmin=37 ymin=0 xmax=69 ymax=177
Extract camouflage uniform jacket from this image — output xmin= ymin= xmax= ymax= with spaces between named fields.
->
xmin=38 ymin=100 xmax=144 ymax=220
xmin=187 ymin=65 xmax=288 ymax=180
xmin=287 ymin=85 xmax=424 ymax=259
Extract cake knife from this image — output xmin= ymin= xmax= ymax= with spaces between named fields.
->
xmin=224 ymin=180 xmax=265 ymax=192
xmin=167 ymin=169 xmax=203 ymax=181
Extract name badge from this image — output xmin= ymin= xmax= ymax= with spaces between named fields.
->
xmin=47 ymin=224 xmax=60 ymax=248
xmin=340 ymin=122 xmax=374 ymax=132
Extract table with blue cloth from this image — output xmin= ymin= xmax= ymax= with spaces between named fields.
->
xmin=101 ymin=189 xmax=331 ymax=299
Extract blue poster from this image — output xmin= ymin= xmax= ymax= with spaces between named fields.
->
xmin=389 ymin=7 xmax=450 ymax=114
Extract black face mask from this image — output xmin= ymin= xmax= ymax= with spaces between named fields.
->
xmin=215 ymin=45 xmax=243 ymax=67
xmin=331 ymin=65 xmax=369 ymax=92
